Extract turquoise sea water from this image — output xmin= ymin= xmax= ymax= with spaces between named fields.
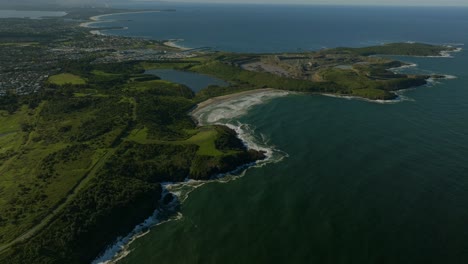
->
xmin=94 ymin=5 xmax=468 ymax=264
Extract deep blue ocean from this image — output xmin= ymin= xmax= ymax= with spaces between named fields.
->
xmin=96 ymin=4 xmax=468 ymax=53
xmin=93 ymin=4 xmax=468 ymax=264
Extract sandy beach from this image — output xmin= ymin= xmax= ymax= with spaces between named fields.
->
xmin=79 ymin=10 xmax=161 ymax=29
xmin=163 ymin=40 xmax=190 ymax=50
xmin=191 ymin=88 xmax=284 ymax=116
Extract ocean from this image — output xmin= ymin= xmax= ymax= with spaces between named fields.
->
xmin=92 ymin=4 xmax=468 ymax=264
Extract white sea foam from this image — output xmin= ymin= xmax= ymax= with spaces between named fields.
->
xmin=92 ymin=187 xmax=181 ymax=264
xmin=399 ymin=63 xmax=418 ymax=69
xmin=192 ymin=90 xmax=289 ymax=126
xmin=162 ymin=118 xmax=289 ymax=203
xmin=390 ymin=63 xmax=458 ymax=82
xmin=426 ymin=47 xmax=463 ymax=58
xmin=425 ymin=74 xmax=458 ymax=86
xmin=443 ymin=74 xmax=458 ymax=80
xmin=191 ymin=90 xmax=290 ymax=172
xmin=389 ymin=63 xmax=418 ymax=73
xmin=319 ymin=93 xmax=407 ymax=104
xmin=92 ymin=90 xmax=289 ymax=264
xmin=91 ymin=54 xmax=458 ymax=263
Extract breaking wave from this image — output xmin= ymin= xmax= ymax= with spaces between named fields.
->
xmin=192 ymin=90 xmax=290 ymax=125
xmin=92 ymin=188 xmax=182 ymax=264
xmin=92 ymin=90 xmax=289 ymax=264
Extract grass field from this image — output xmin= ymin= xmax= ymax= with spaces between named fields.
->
xmin=0 ymin=93 xmax=133 ymax=245
xmin=184 ymin=128 xmax=224 ymax=156
xmin=0 ymin=107 xmax=29 ymax=158
xmin=124 ymin=80 xmax=178 ymax=92
xmin=91 ymin=70 xmax=120 ymax=77
xmin=0 ymin=102 xmax=99 ymax=244
xmin=48 ymin=73 xmax=86 ymax=85
xmin=0 ymin=41 xmax=445 ymax=262
xmin=127 ymin=126 xmax=224 ymax=156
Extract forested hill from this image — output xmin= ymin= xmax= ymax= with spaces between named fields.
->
xmin=0 ymin=61 xmax=264 ymax=263
xmin=0 ymin=12 xmax=456 ymax=263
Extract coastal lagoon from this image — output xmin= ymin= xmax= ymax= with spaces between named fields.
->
xmin=146 ymin=69 xmax=228 ymax=92
xmin=95 ymin=4 xmax=468 ymax=263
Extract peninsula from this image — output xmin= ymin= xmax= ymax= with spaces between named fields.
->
xmin=0 ymin=8 xmax=458 ymax=264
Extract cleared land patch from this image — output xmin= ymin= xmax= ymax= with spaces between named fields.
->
xmin=48 ymin=73 xmax=86 ymax=85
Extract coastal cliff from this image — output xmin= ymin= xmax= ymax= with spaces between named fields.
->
xmin=0 ymin=9 xmax=459 ymax=264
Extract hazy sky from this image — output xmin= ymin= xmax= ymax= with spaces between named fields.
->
xmin=150 ymin=0 xmax=468 ymax=6
xmin=3 ymin=0 xmax=468 ymax=7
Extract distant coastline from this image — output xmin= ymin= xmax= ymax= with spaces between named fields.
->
xmin=80 ymin=11 xmax=190 ymax=50
xmin=79 ymin=10 xmax=161 ymax=32
xmin=163 ymin=39 xmax=189 ymax=50
xmin=2 ymin=6 xmax=467 ymax=264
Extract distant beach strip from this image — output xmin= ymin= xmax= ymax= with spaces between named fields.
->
xmin=79 ymin=10 xmax=161 ymax=34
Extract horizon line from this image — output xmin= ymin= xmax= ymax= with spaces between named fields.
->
xmin=137 ymin=0 xmax=468 ymax=7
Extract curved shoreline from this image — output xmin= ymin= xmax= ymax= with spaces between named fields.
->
xmin=73 ymin=11 xmax=463 ymax=263
xmin=80 ymin=12 xmax=191 ymax=50
xmin=93 ymin=88 xmax=290 ymax=264
xmin=191 ymin=88 xmax=283 ymax=115
xmin=163 ymin=39 xmax=190 ymax=50
xmin=93 ymin=70 xmax=461 ymax=264
xmin=79 ymin=10 xmax=161 ymax=31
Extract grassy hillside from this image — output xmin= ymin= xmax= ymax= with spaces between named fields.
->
xmin=189 ymin=61 xmax=399 ymax=100
xmin=0 ymin=60 xmax=265 ymax=263
xmin=48 ymin=73 xmax=87 ymax=85
xmin=329 ymin=42 xmax=453 ymax=56
xmin=0 ymin=41 xmax=446 ymax=262
xmin=188 ymin=43 xmax=446 ymax=100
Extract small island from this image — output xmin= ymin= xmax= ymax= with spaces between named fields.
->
xmin=0 ymin=8 xmax=459 ymax=264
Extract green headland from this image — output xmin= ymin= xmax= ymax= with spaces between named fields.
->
xmin=0 ymin=8 xmax=458 ymax=264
